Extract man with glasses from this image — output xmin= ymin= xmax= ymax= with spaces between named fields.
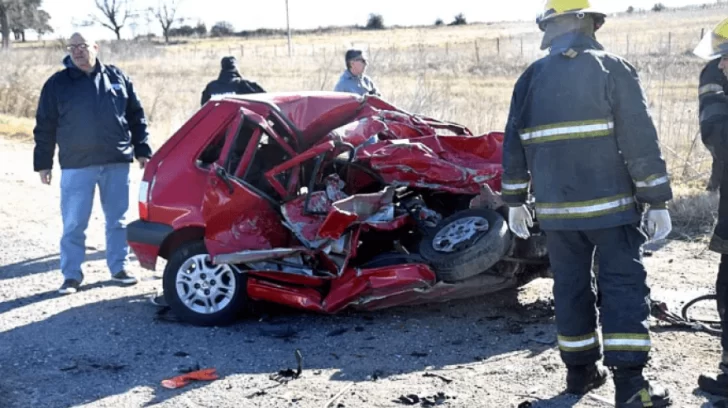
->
xmin=33 ymin=31 xmax=153 ymax=294
xmin=334 ymin=49 xmax=380 ymax=97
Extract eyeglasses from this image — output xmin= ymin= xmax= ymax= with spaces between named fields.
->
xmin=66 ymin=43 xmax=89 ymax=51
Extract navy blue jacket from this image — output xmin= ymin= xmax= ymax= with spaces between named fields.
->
xmin=501 ymin=33 xmax=672 ymax=231
xmin=33 ymin=56 xmax=152 ymax=171
xmin=698 ymin=58 xmax=728 ymax=160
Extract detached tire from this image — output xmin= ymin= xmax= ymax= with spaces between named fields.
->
xmin=418 ymin=208 xmax=512 ymax=282
xmin=163 ymin=241 xmax=248 ymax=327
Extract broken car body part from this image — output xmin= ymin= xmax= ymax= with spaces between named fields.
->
xmin=126 ymin=92 xmax=551 ymax=326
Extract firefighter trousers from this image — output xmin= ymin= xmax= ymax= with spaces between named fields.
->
xmin=711 ymin=162 xmax=728 ymax=356
xmin=545 ymin=224 xmax=652 ymax=368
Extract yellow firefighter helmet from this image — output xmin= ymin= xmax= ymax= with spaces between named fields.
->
xmin=536 ymin=0 xmax=607 ymax=32
xmin=694 ymin=18 xmax=728 ymax=60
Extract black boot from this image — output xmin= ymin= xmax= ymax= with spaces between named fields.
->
xmin=566 ymin=362 xmax=609 ymax=394
xmin=613 ymin=366 xmax=672 ymax=407
xmin=698 ymin=362 xmax=728 ymax=398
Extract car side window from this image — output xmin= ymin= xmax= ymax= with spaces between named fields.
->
xmin=225 ymin=121 xmax=257 ymax=175
xmin=196 ymin=127 xmax=228 ymax=168
xmin=242 ymin=133 xmax=291 ymax=198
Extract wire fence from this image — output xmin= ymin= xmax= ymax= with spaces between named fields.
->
xmin=152 ymin=28 xmax=710 ymax=62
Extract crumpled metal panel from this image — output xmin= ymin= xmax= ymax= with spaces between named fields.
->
xmin=199 ymin=93 xmax=522 ymax=315
xmin=353 ymin=133 xmax=504 ymax=194
xmin=201 ymin=165 xmax=289 ymax=258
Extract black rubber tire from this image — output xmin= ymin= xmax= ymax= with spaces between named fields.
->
xmin=418 ymin=208 xmax=512 ymax=282
xmin=163 ymin=241 xmax=248 ymax=327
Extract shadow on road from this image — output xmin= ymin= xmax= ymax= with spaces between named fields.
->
xmin=0 ymin=249 xmax=138 ymax=281
xmin=0 ymin=287 xmax=559 ymax=408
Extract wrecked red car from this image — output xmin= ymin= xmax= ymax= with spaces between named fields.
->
xmin=126 ymin=91 xmax=550 ymax=326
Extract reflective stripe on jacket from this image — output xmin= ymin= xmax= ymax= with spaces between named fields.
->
xmin=502 ymin=33 xmax=672 ymax=231
xmin=698 ymin=59 xmax=728 ymax=159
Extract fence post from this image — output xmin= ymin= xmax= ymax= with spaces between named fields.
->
xmin=668 ymin=32 xmax=672 ymax=54
xmin=626 ymin=34 xmax=630 ymax=56
xmin=701 ymin=27 xmax=705 ymax=39
xmin=520 ymin=38 xmax=523 ymax=56
xmin=446 ymin=42 xmax=449 ymax=55
xmin=496 ymin=37 xmax=500 ymax=55
xmin=475 ymin=40 xmax=480 ymax=63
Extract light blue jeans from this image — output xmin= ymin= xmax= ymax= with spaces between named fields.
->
xmin=60 ymin=163 xmax=130 ymax=282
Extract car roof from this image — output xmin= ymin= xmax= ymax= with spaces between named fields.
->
xmin=208 ymin=91 xmax=395 ymax=148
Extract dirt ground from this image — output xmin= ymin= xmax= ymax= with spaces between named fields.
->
xmin=0 ymin=135 xmax=724 ymax=408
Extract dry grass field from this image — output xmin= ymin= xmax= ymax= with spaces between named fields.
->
xmin=5 ymin=7 xmax=728 ymax=408
xmin=1 ymin=3 xmax=727 ymax=237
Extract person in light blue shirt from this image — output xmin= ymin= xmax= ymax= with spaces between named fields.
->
xmin=334 ymin=49 xmax=380 ymax=97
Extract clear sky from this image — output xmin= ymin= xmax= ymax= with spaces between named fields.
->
xmin=40 ymin=0 xmax=718 ymax=40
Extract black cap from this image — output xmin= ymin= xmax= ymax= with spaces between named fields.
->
xmin=221 ymin=56 xmax=237 ymax=70
xmin=345 ymin=49 xmax=367 ymax=62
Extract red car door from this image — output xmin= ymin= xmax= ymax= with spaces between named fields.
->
xmin=201 ymin=114 xmax=290 ymax=257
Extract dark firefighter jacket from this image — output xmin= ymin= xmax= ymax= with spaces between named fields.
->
xmin=33 ymin=55 xmax=152 ymax=171
xmin=201 ymin=70 xmax=265 ymax=106
xmin=501 ymin=33 xmax=673 ymax=231
xmin=699 ymin=58 xmax=728 ymax=159
xmin=699 ymin=59 xmax=728 ymax=253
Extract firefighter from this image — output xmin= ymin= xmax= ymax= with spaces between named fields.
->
xmin=693 ymin=17 xmax=728 ymax=398
xmin=696 ymin=20 xmax=728 ymax=192
xmin=502 ymin=1 xmax=674 ymax=406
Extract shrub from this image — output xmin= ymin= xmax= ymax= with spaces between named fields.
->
xmin=366 ymin=13 xmax=384 ymax=30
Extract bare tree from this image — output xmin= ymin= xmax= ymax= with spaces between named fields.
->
xmin=91 ymin=0 xmax=133 ymax=40
xmin=0 ymin=0 xmax=46 ymax=49
xmin=9 ymin=1 xmax=52 ymax=42
xmin=151 ymin=0 xmax=182 ymax=44
xmin=0 ymin=0 xmax=18 ymax=49
xmin=0 ymin=1 xmax=10 ymax=49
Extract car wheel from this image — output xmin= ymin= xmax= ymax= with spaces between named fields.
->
xmin=163 ymin=241 xmax=248 ymax=327
xmin=418 ymin=208 xmax=512 ymax=282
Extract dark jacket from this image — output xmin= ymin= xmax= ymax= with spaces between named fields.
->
xmin=200 ymin=70 xmax=265 ymax=106
xmin=699 ymin=58 xmax=728 ymax=160
xmin=501 ymin=33 xmax=673 ymax=231
xmin=698 ymin=60 xmax=728 ymax=253
xmin=33 ymin=56 xmax=152 ymax=171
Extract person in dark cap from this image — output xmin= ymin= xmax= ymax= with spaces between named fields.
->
xmin=200 ymin=56 xmax=265 ymax=106
xmin=334 ymin=49 xmax=380 ymax=96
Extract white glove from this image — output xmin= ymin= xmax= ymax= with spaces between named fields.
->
xmin=644 ymin=209 xmax=672 ymax=241
xmin=508 ymin=205 xmax=533 ymax=239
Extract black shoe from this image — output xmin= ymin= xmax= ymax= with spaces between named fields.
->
xmin=111 ymin=270 xmax=138 ymax=285
xmin=614 ymin=367 xmax=672 ymax=407
xmin=58 ymin=279 xmax=81 ymax=294
xmin=566 ymin=362 xmax=609 ymax=394
xmin=616 ymin=382 xmax=672 ymax=407
xmin=698 ymin=372 xmax=728 ymax=398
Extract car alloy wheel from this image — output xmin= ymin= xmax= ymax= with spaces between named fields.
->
xmin=175 ymin=254 xmax=238 ymax=315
